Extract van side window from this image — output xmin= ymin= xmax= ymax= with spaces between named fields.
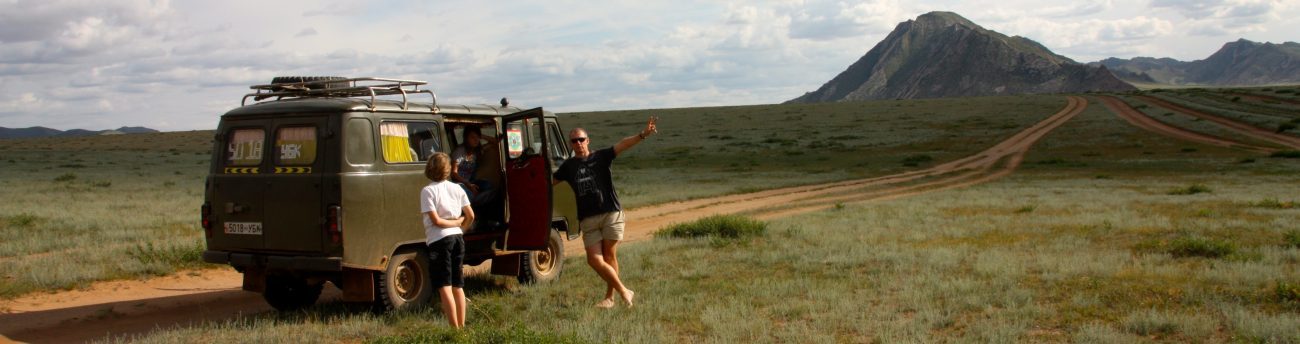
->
xmin=226 ymin=128 xmax=265 ymax=166
xmin=275 ymin=126 xmax=317 ymax=166
xmin=380 ymin=121 xmax=440 ymax=163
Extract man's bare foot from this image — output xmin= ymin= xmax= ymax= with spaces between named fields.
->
xmin=595 ymin=298 xmax=615 ymax=308
xmin=621 ymin=289 xmax=635 ymax=308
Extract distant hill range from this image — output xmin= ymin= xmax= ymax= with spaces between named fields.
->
xmin=788 ymin=11 xmax=1135 ymax=104
xmin=0 ymin=126 xmax=158 ymax=139
xmin=1094 ymin=39 xmax=1300 ymax=86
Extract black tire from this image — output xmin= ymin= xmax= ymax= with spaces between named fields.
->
xmin=263 ymin=275 xmax=323 ymax=311
xmin=375 ymin=248 xmax=434 ymax=312
xmin=269 ymin=76 xmax=348 ymax=90
xmin=518 ymin=230 xmax=564 ymax=284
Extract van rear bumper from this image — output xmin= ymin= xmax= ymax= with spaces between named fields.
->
xmin=203 ymin=250 xmax=342 ymax=271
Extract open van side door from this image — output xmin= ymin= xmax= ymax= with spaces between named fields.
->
xmin=501 ymin=108 xmax=551 ymax=250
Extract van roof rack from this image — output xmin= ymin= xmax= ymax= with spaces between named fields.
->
xmin=242 ymin=77 xmax=437 ymax=111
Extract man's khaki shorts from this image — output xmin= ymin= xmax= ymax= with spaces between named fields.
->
xmin=579 ymin=211 xmax=625 ymax=247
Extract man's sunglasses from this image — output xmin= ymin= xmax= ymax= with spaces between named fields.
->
xmin=570 ymin=137 xmax=587 ymax=144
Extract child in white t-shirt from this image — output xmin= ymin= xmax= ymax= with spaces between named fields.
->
xmin=421 ymin=152 xmax=474 ymax=329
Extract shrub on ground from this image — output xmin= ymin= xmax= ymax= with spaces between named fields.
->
xmin=1284 ymin=230 xmax=1300 ymax=248
xmin=656 ymin=214 xmax=766 ymax=239
xmin=1167 ymin=184 xmax=1212 ymax=195
xmin=1167 ymin=236 xmax=1235 ymax=258
xmin=1270 ymin=150 xmax=1300 ymax=159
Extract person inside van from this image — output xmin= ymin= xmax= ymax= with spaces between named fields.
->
xmin=421 ymin=152 xmax=473 ymax=330
xmin=451 ymin=126 xmax=496 ymax=203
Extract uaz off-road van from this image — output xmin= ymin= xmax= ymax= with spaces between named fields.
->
xmin=201 ymin=77 xmax=579 ymax=311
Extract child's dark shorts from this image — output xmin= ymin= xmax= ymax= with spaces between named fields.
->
xmin=427 ymin=234 xmax=465 ymax=288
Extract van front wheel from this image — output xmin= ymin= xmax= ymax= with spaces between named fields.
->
xmin=376 ymin=248 xmax=433 ymax=312
xmin=518 ymin=230 xmax=564 ymax=284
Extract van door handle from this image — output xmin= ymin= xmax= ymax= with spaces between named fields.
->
xmin=225 ymin=202 xmax=247 ymax=214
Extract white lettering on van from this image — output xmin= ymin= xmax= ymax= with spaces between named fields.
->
xmin=281 ymin=143 xmax=301 ymax=160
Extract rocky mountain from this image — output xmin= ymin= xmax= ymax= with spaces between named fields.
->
xmin=1097 ymin=39 xmax=1300 ymax=86
xmin=0 ymin=126 xmax=159 ymax=139
xmin=788 ymin=11 xmax=1135 ymax=104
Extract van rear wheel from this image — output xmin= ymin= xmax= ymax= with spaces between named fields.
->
xmin=263 ymin=275 xmax=323 ymax=311
xmin=518 ymin=230 xmax=564 ymax=284
xmin=376 ymin=248 xmax=433 ymax=312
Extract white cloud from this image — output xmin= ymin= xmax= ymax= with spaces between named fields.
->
xmin=0 ymin=0 xmax=1295 ymax=130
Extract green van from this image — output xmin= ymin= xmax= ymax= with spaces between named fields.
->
xmin=201 ymin=77 xmax=579 ymax=311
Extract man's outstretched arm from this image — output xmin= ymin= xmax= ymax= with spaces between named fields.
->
xmin=613 ymin=116 xmax=658 ymax=155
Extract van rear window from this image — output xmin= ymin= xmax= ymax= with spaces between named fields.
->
xmin=275 ymin=126 xmax=317 ymax=166
xmin=226 ymin=129 xmax=265 ymax=166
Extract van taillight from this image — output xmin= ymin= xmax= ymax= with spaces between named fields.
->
xmin=326 ymin=205 xmax=342 ymax=244
xmin=201 ymin=203 xmax=213 ymax=237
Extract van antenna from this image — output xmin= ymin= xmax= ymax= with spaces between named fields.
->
xmin=500 ymin=97 xmax=509 ymax=108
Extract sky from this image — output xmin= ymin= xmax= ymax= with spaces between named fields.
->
xmin=1 ymin=0 xmax=1296 ymax=131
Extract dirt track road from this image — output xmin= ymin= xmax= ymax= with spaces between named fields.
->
xmin=2 ymin=96 xmax=1088 ymax=343
xmin=1096 ymin=95 xmax=1278 ymax=153
xmin=1137 ymin=95 xmax=1300 ymax=150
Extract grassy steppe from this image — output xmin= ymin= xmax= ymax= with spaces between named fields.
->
xmin=97 ymin=89 xmax=1300 ymax=343
xmin=0 ymin=96 xmax=1064 ymax=299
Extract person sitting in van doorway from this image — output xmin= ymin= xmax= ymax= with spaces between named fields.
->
xmin=451 ymin=126 xmax=496 ymax=203
xmin=553 ymin=115 xmax=658 ymax=308
xmin=421 ymin=152 xmax=474 ymax=329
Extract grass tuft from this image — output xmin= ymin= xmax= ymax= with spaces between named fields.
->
xmin=126 ymin=240 xmax=205 ymax=267
xmin=1277 ymin=281 xmax=1300 ymax=306
xmin=1284 ymin=230 xmax=1300 ymax=249
xmin=656 ymin=214 xmax=766 ymax=239
xmin=1168 ymin=236 xmax=1235 ymax=258
xmin=53 ymin=173 xmax=77 ymax=182
xmin=900 ymin=154 xmax=933 ymax=167
xmin=1167 ymin=184 xmax=1212 ymax=195
xmin=1122 ymin=310 xmax=1180 ymax=336
xmin=5 ymin=213 xmax=43 ymax=227
xmin=1252 ymin=198 xmax=1296 ymax=209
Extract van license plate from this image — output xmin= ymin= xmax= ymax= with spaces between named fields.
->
xmin=224 ymin=222 xmax=263 ymax=235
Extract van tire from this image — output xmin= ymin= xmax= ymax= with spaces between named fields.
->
xmin=518 ymin=230 xmax=564 ymax=284
xmin=269 ymin=76 xmax=349 ymax=90
xmin=376 ymin=247 xmax=433 ymax=312
xmin=263 ymin=275 xmax=323 ymax=311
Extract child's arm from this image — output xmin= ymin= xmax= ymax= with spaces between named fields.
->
xmin=460 ymin=205 xmax=476 ymax=231
xmin=426 ymin=211 xmax=465 ymax=228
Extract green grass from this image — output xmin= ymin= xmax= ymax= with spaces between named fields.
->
xmin=0 ymin=96 xmax=1068 ymax=300
xmin=0 ymin=131 xmax=213 ymax=298
xmin=7 ymin=87 xmax=1300 ymax=341
xmin=112 ymin=167 xmax=1300 ymax=343
xmin=112 ymin=87 xmax=1300 ymax=343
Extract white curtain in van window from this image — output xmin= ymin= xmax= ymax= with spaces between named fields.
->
xmin=380 ymin=122 xmax=416 ymax=163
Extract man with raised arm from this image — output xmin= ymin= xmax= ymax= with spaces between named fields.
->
xmin=553 ymin=116 xmax=658 ymax=308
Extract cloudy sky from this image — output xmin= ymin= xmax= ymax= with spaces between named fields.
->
xmin=1 ymin=0 xmax=1296 ymax=131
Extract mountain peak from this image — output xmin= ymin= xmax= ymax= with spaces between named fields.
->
xmin=1096 ymin=38 xmax=1300 ymax=86
xmin=915 ymin=11 xmax=976 ymax=27
xmin=787 ymin=11 xmax=1134 ymax=104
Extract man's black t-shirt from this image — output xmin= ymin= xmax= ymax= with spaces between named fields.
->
xmin=554 ymin=147 xmax=620 ymax=219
